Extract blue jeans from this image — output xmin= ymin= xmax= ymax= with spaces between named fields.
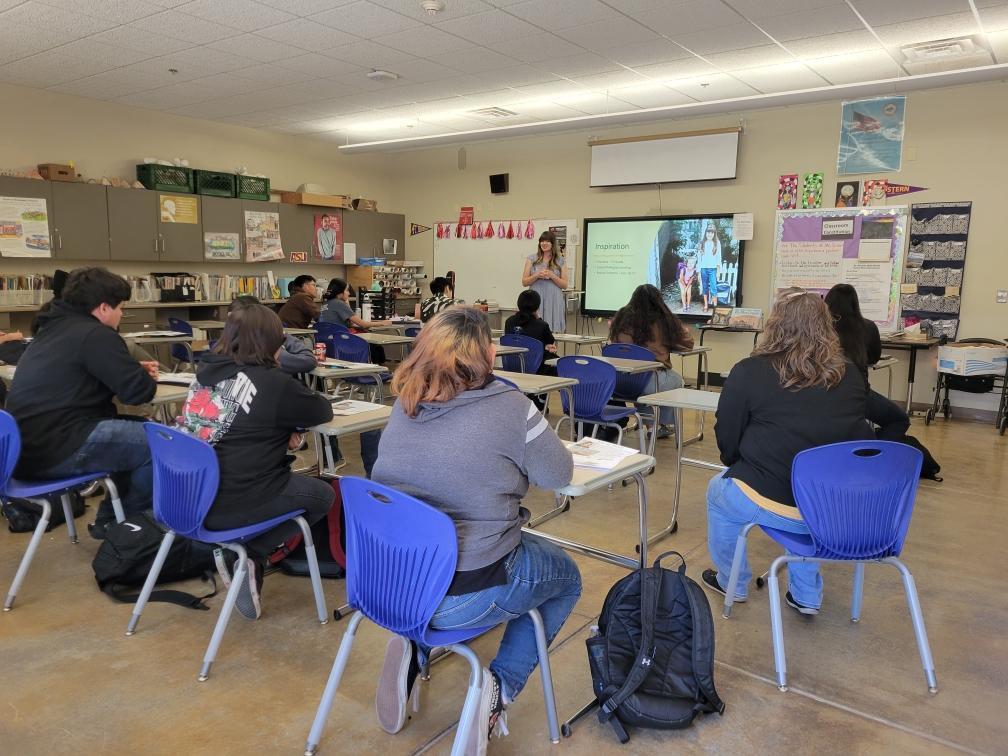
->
xmin=39 ymin=418 xmax=152 ymax=515
xmin=706 ymin=471 xmax=822 ymax=608
xmin=420 ymin=535 xmax=582 ymax=702
xmin=639 ymin=367 xmax=684 ymax=425
xmin=700 ymin=267 xmax=718 ymax=298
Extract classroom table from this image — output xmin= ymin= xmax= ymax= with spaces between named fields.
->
xmin=552 ymin=332 xmax=606 ymax=355
xmin=544 ymin=354 xmax=664 ymax=375
xmin=121 ymin=330 xmax=197 ymax=366
xmin=493 ymin=343 xmax=528 ymax=372
xmin=188 ymin=319 xmax=227 ymax=336
xmin=696 ymin=325 xmax=761 ymax=387
xmin=284 ymin=327 xmax=318 ymax=341
xmin=493 ymin=369 xmax=578 ymax=442
xmin=310 ymin=403 xmax=392 ymax=479
xmin=871 ymin=355 xmax=899 ymax=398
xmin=309 ymin=360 xmax=390 ymax=402
xmin=879 ymin=335 xmax=941 ymax=412
xmin=636 ymin=388 xmax=723 ymax=549
xmin=670 ymin=345 xmax=713 ymax=444
xmin=356 ymin=330 xmax=414 ymax=362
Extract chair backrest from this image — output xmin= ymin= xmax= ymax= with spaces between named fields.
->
xmin=167 ymin=317 xmax=194 ymax=362
xmin=602 ymin=343 xmax=656 ymax=400
xmin=405 ymin=327 xmax=421 ymax=338
xmin=556 ymin=356 xmax=616 ymax=418
xmin=340 ymin=477 xmax=458 ymax=642
xmin=333 ymin=332 xmax=371 ymax=364
xmin=315 ymin=321 xmax=349 ymax=357
xmin=0 ymin=411 xmax=22 ymax=497
xmin=791 ymin=441 xmax=923 ymax=560
xmin=500 ymin=333 xmax=544 ymax=373
xmin=144 ymin=422 xmax=220 ymax=539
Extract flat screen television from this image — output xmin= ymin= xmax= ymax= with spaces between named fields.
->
xmin=581 ymin=214 xmax=745 ymax=320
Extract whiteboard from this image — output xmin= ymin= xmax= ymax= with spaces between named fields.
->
xmin=590 ymin=130 xmax=739 ymax=187
xmin=433 ymin=218 xmax=577 ymax=309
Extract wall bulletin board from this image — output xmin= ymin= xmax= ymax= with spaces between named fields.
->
xmin=772 ymin=206 xmax=908 ymax=333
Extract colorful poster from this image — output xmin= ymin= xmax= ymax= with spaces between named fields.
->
xmin=834 ymin=180 xmax=860 ymax=208
xmin=244 ymin=210 xmax=284 ymax=262
xmin=837 ymin=95 xmax=906 ymax=175
xmin=313 ymin=212 xmax=342 ymax=262
xmin=159 ymin=194 xmax=198 ymax=224
xmin=410 ymin=223 xmax=431 ymax=236
xmin=801 ymin=172 xmax=824 ymax=209
xmin=777 ymin=174 xmax=798 ymax=209
xmin=290 ymin=251 xmax=308 ymax=263
xmin=203 ymin=232 xmax=239 ymax=260
xmin=548 ymin=224 xmax=568 ymax=256
xmin=862 ymin=179 xmax=890 ymax=206
xmin=0 ymin=196 xmax=51 ymax=258
xmin=884 ymin=183 xmax=928 ymax=199
xmin=458 ymin=206 xmax=474 ymax=226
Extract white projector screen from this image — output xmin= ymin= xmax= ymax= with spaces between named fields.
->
xmin=590 ymin=129 xmax=740 ymax=187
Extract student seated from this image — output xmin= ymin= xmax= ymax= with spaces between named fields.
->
xmin=6 ymin=267 xmax=159 ymax=532
xmin=825 ymin=284 xmax=910 ymax=442
xmin=319 ymin=278 xmax=388 ymax=364
xmin=415 ymin=276 xmax=457 ymax=323
xmin=609 ymin=284 xmax=693 ymax=437
xmin=277 ymin=275 xmax=320 ymax=329
xmin=504 ymin=289 xmax=558 ymax=368
xmin=371 ymin=307 xmax=581 ymax=748
xmin=176 ymin=302 xmax=335 ymax=620
xmin=703 ymin=289 xmax=873 ymax=615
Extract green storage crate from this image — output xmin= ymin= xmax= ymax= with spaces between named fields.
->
xmin=236 ymin=174 xmax=270 ymax=201
xmin=136 ymin=164 xmax=194 ymax=193
xmin=193 ymin=169 xmax=236 ymax=197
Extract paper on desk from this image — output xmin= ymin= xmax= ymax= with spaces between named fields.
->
xmin=332 ymin=400 xmax=384 ymax=416
xmin=121 ymin=330 xmax=188 ymax=338
xmin=159 ymin=372 xmax=196 ymax=386
xmin=567 ymin=438 xmax=638 ymax=470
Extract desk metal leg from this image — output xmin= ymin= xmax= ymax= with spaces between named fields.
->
xmin=561 ymin=386 xmax=576 ymax=440
xmin=680 ymin=351 xmax=709 ymax=447
xmin=905 ymin=346 xmax=918 ymax=413
xmin=645 ymin=408 xmax=682 ymax=549
xmin=527 ymin=494 xmax=572 ymax=528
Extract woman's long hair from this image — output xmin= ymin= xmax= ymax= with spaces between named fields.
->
xmin=533 ymin=231 xmax=562 ymax=274
xmin=753 ymin=290 xmax=847 ymax=390
xmin=513 ymin=289 xmax=541 ymax=329
xmin=323 ymin=278 xmax=347 ymax=301
xmin=696 ymin=222 xmax=721 ymax=256
xmin=212 ymin=302 xmax=284 ymax=367
xmin=609 ymin=284 xmax=686 ymax=353
xmin=824 ymin=284 xmax=868 ymax=374
xmin=392 ymin=307 xmax=494 ymax=417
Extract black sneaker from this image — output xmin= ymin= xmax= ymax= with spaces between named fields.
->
xmin=376 ymin=636 xmax=421 ymax=734
xmin=701 ymin=568 xmax=746 ymax=602
xmin=785 ymin=591 xmax=819 ymax=616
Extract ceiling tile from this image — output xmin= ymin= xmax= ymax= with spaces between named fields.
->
xmin=312 ymin=1 xmax=421 ymax=38
xmin=417 ymin=113 xmax=493 ymax=132
xmin=508 ymin=0 xmax=620 ymax=30
xmin=256 ymin=18 xmax=361 ymax=51
xmin=508 ymin=80 xmax=588 ymax=100
xmin=279 ymin=52 xmax=367 ymax=77
xmin=570 ymin=69 xmax=651 ymax=91
xmin=56 ymin=39 xmax=158 ymax=68
xmin=849 ymin=0 xmax=971 ymax=27
xmin=0 ymin=51 xmax=115 ymax=88
xmin=872 ymin=13 xmax=980 ymax=48
xmin=114 ymin=72 xmax=265 ymax=109
xmin=734 ymin=62 xmax=830 ymax=92
xmin=597 ymin=38 xmax=693 ymax=68
xmin=988 ymin=29 xmax=1008 ymax=59
xmin=87 ymin=26 xmax=196 ymax=55
xmin=677 ymin=23 xmax=773 ymax=55
xmin=610 ymin=82 xmax=697 ymax=108
xmin=722 ymin=0 xmax=837 ymax=19
xmin=392 ymin=58 xmax=461 ymax=82
xmin=405 ymin=78 xmax=485 ymax=99
xmin=558 ymin=16 xmax=661 ymax=51
xmin=434 ymin=9 xmax=542 ymax=40
xmin=130 ymin=9 xmax=243 ymax=43
xmin=51 ymin=67 xmax=175 ymax=97
xmin=123 ymin=47 xmax=260 ymax=84
xmin=758 ymin=5 xmax=864 ymax=42
xmin=256 ymin=0 xmax=354 ymax=14
xmin=424 ymin=46 xmax=522 ymax=74
xmin=333 ymin=88 xmax=418 ymax=110
xmin=536 ymin=52 xmax=622 ymax=78
xmin=369 ymin=0 xmax=492 ymax=23
xmin=1 ymin=0 xmax=117 ymax=34
xmin=636 ymin=1 xmax=742 ymax=36
xmin=502 ymin=100 xmax=585 ymax=120
xmin=212 ymin=33 xmax=307 ymax=62
xmin=481 ymin=31 xmax=586 ymax=63
xmin=324 ymin=40 xmax=416 ymax=68
xmin=667 ymin=73 xmax=759 ymax=101
xmin=633 ymin=57 xmax=718 ymax=81
xmin=37 ymin=0 xmax=164 ymax=22
xmin=176 ymin=0 xmax=295 ymax=31
xmin=471 ymin=63 xmax=558 ymax=88
xmin=980 ymin=4 xmax=1008 ymax=30
xmin=235 ymin=62 xmax=315 ymax=85
xmin=804 ymin=50 xmax=902 ymax=85
xmin=561 ymin=92 xmax=637 ymax=115
xmin=705 ymin=44 xmax=793 ymax=71
xmin=374 ymin=24 xmax=475 ymax=56
xmin=782 ymin=29 xmax=881 ymax=58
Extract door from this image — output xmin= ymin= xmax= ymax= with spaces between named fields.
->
xmin=200 ymin=196 xmax=243 ymax=264
xmin=157 ymin=193 xmax=203 ymax=263
xmin=51 ymin=182 xmax=110 ymax=261
xmin=107 ymin=188 xmax=158 ymax=262
xmin=0 ymin=176 xmax=54 ymax=260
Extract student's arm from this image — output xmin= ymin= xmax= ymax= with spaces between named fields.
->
xmin=83 ymin=328 xmax=157 ymax=405
xmin=541 ymin=320 xmax=556 ymax=346
xmin=677 ymin=321 xmax=695 ymax=350
xmin=0 ymin=330 xmax=23 ymax=343
xmin=276 ymin=376 xmax=333 ymax=430
xmin=278 ymin=335 xmax=317 ymax=374
xmin=300 ymin=293 xmax=321 ymax=323
xmin=522 ymin=401 xmax=574 ymax=489
xmin=521 ymin=258 xmax=537 ymax=287
xmin=714 ymin=365 xmax=749 ymax=467
xmin=864 ymin=320 xmax=882 ymax=366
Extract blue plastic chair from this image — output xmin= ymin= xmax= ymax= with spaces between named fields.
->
xmin=500 ymin=333 xmax=544 ymax=374
xmin=167 ymin=317 xmax=205 ymax=369
xmin=0 ymin=410 xmax=124 ymax=610
xmin=314 ymin=322 xmax=349 ymax=358
xmin=304 ymin=477 xmax=559 ymax=755
xmin=601 ymin=343 xmax=662 ymax=445
xmin=404 ymin=327 xmax=421 ymax=338
xmin=722 ymin=441 xmax=936 ymax=694
xmin=332 ymin=332 xmax=390 ymax=400
xmin=555 ymin=356 xmax=646 ymax=451
xmin=127 ymin=423 xmax=328 ymax=681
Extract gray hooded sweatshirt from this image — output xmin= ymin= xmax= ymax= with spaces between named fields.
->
xmin=371 ymin=380 xmax=574 ymax=572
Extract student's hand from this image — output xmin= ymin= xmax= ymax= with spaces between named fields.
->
xmin=288 ymin=432 xmax=304 ymax=450
xmin=2 ymin=330 xmax=23 ymax=342
xmin=140 ymin=361 xmax=159 ymax=380
xmin=546 ymin=344 xmax=558 ymax=353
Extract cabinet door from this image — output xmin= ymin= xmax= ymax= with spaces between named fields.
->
xmin=107 ymin=188 xmax=158 ymax=262
xmin=200 ymin=196 xmax=243 ymax=263
xmin=278 ymin=203 xmax=324 ymax=263
xmin=343 ymin=210 xmax=405 ymax=260
xmin=241 ymin=200 xmax=280 ymax=263
xmin=0 ymin=177 xmax=54 ymax=259
xmin=157 ymin=193 xmax=203 ymax=262
xmin=51 ymin=182 xmax=110 ymax=260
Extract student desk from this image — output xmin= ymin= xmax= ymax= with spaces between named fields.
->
xmin=493 ymin=342 xmax=528 ymax=372
xmin=544 ymin=354 xmax=664 ymax=375
xmin=283 ymin=327 xmax=317 ymax=342
xmin=879 ymin=335 xmax=941 ymax=412
xmin=636 ymin=388 xmax=723 ymax=549
xmin=310 ymin=404 xmax=391 ymax=479
xmin=493 ymin=369 xmax=577 ymax=439
xmin=357 ymin=331 xmax=414 ymax=362
xmin=309 ymin=360 xmax=390 ymax=402
xmin=671 ymin=346 xmax=713 ymax=445
xmin=871 ymin=355 xmax=899 ymax=398
xmin=552 ymin=332 xmax=606 ymax=355
xmin=696 ymin=325 xmax=761 ymax=386
xmin=188 ymin=319 xmax=226 ymax=337
xmin=122 ymin=331 xmax=197 ymax=366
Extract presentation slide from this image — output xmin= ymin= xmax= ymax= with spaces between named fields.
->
xmin=582 ymin=215 xmax=744 ymax=317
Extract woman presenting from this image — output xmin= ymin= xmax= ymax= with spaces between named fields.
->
xmin=521 ymin=230 xmax=569 ymax=333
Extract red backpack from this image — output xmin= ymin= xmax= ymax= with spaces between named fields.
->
xmin=270 ymin=479 xmax=346 ymax=579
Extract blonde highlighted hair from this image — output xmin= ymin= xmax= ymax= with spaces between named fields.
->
xmin=753 ymin=289 xmax=847 ymax=390
xmin=392 ymin=307 xmax=494 ymax=417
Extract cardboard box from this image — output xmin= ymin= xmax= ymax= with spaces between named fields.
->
xmin=280 ymin=191 xmax=351 ymax=208
xmin=937 ymin=343 xmax=1008 ymax=376
xmin=352 ymin=197 xmax=378 ymax=211
xmin=37 ymin=163 xmax=77 ymax=182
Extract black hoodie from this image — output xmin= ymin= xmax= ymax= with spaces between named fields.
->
xmin=177 ymin=353 xmax=333 ymax=525
xmin=7 ymin=301 xmax=157 ymax=474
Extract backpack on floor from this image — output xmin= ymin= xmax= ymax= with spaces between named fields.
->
xmin=91 ymin=511 xmax=218 ymax=610
xmin=2 ymin=490 xmax=86 ymax=534
xmin=587 ymin=550 xmax=725 ymax=744
xmin=275 ymin=478 xmax=346 ymax=579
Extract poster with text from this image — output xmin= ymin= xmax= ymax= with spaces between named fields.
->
xmin=0 ymin=196 xmax=51 ymax=257
xmin=204 ymin=232 xmax=239 ymax=260
xmin=244 ymin=210 xmax=284 ymax=262
xmin=837 ymin=96 xmax=906 ymax=175
xmin=313 ymin=212 xmax=342 ymax=262
xmin=159 ymin=194 xmax=198 ymax=224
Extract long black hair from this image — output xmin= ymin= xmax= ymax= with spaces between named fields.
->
xmin=514 ymin=289 xmax=541 ymax=328
xmin=824 ymin=283 xmax=867 ymax=373
xmin=609 ymin=284 xmax=686 ymax=351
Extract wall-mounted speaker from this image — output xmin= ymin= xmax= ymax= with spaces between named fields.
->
xmin=489 ymin=173 xmax=509 ymax=194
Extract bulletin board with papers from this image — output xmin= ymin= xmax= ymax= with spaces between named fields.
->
xmin=771 ymin=206 xmax=908 ymax=333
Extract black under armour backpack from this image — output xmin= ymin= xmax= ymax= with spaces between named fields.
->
xmin=587 ymin=551 xmax=725 ymax=744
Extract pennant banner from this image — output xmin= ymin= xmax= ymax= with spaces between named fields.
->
xmin=410 ymin=223 xmax=431 ymax=236
xmin=885 ymin=183 xmax=928 ymax=198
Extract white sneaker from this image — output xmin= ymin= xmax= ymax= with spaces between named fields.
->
xmin=465 ymin=668 xmax=505 ymax=756
xmin=233 ymin=557 xmax=262 ymax=620
xmin=376 ymin=636 xmax=420 ymax=734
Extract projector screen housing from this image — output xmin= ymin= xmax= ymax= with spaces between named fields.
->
xmin=589 ymin=128 xmax=740 ymax=187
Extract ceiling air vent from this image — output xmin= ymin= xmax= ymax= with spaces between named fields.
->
xmin=469 ymin=107 xmax=519 ymax=118
xmin=901 ymin=37 xmax=993 ymax=74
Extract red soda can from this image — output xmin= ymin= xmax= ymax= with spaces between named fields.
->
xmin=314 ymin=342 xmax=327 ymax=361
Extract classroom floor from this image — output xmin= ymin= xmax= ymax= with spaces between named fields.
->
xmin=0 ymin=411 xmax=1004 ymax=755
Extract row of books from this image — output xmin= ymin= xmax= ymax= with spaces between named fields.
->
xmin=0 ymin=274 xmax=54 ymax=305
